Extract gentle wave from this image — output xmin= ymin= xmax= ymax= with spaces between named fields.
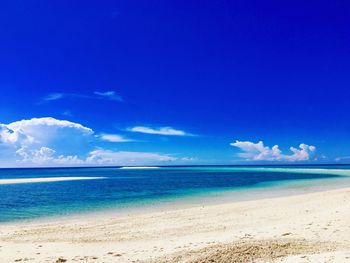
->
xmin=0 ymin=177 xmax=105 ymax=185
xmin=119 ymin=166 xmax=161 ymax=169
xmin=220 ymin=167 xmax=350 ymax=177
xmin=184 ymin=166 xmax=350 ymax=177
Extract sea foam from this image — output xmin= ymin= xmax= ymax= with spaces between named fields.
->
xmin=0 ymin=177 xmax=105 ymax=185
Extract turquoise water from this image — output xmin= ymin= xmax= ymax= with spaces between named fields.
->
xmin=1 ymin=165 xmax=350 ymax=222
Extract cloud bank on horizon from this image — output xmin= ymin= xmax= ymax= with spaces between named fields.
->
xmin=0 ymin=117 xmax=183 ymax=167
xmin=0 ymin=117 xmax=319 ymax=167
xmin=231 ymin=140 xmax=316 ymax=162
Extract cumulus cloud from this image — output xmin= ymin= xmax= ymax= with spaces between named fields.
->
xmin=99 ymin=133 xmax=133 ymax=142
xmin=15 ymin=147 xmax=176 ymax=167
xmin=0 ymin=124 xmax=29 ymax=145
xmin=0 ymin=117 xmax=94 ymax=166
xmin=7 ymin=117 xmax=93 ymax=135
xmin=14 ymin=147 xmax=177 ymax=167
xmin=0 ymin=117 xmax=92 ymax=147
xmin=85 ymin=150 xmax=176 ymax=165
xmin=0 ymin=117 xmax=188 ymax=167
xmin=16 ymin=147 xmax=83 ymax=165
xmin=230 ymin=140 xmax=316 ymax=162
xmin=129 ymin=126 xmax=192 ymax=136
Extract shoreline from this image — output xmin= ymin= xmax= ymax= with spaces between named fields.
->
xmin=2 ymin=165 xmax=350 ymax=224
xmin=2 ymin=175 xmax=350 ymax=226
xmin=1 ymin=187 xmax=350 ymax=262
xmin=1 ymin=177 xmax=349 ymax=225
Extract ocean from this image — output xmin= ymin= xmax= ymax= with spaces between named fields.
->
xmin=1 ymin=165 xmax=350 ymax=222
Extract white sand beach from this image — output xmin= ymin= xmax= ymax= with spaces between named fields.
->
xmin=1 ymin=188 xmax=350 ymax=262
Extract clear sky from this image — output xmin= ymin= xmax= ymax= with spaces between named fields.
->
xmin=0 ymin=0 xmax=349 ymax=167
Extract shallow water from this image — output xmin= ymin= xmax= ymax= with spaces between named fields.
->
xmin=1 ymin=165 xmax=350 ymax=222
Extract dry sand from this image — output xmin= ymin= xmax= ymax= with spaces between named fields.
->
xmin=1 ymin=187 xmax=350 ymax=262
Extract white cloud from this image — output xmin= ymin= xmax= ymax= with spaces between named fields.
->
xmin=42 ymin=92 xmax=75 ymax=101
xmin=85 ymin=149 xmax=176 ymax=165
xmin=99 ymin=133 xmax=133 ymax=142
xmin=16 ymin=147 xmax=83 ymax=165
xmin=0 ymin=117 xmax=189 ymax=167
xmin=42 ymin=91 xmax=122 ymax=102
xmin=7 ymin=117 xmax=93 ymax=135
xmin=0 ymin=117 xmax=92 ymax=147
xmin=14 ymin=147 xmax=177 ymax=167
xmin=43 ymin=93 xmax=64 ymax=101
xmin=129 ymin=126 xmax=191 ymax=136
xmin=0 ymin=117 xmax=94 ymax=166
xmin=94 ymin=91 xmax=122 ymax=101
xmin=230 ymin=140 xmax=316 ymax=162
xmin=0 ymin=124 xmax=29 ymax=145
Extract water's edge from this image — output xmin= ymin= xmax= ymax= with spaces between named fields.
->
xmin=1 ymin=166 xmax=350 ymax=224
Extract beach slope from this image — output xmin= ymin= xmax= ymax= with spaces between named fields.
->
xmin=1 ymin=188 xmax=350 ymax=262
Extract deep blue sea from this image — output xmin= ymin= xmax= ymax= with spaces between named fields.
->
xmin=1 ymin=165 xmax=350 ymax=223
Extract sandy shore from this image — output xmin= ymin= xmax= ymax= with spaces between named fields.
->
xmin=1 ymin=188 xmax=350 ymax=262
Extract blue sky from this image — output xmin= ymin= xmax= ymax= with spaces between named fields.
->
xmin=0 ymin=0 xmax=350 ymax=167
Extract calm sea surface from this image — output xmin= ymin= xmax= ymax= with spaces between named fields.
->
xmin=1 ymin=165 xmax=350 ymax=222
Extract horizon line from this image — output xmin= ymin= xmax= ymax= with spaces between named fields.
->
xmin=0 ymin=163 xmax=349 ymax=170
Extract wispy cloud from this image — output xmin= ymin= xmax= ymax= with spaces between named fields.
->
xmin=42 ymin=91 xmax=122 ymax=102
xmin=129 ymin=126 xmax=193 ymax=136
xmin=335 ymin=156 xmax=350 ymax=162
xmin=230 ymin=140 xmax=316 ymax=162
xmin=62 ymin=110 xmax=73 ymax=117
xmin=99 ymin=133 xmax=133 ymax=142
xmin=44 ymin=93 xmax=64 ymax=101
xmin=42 ymin=93 xmax=85 ymax=101
xmin=94 ymin=91 xmax=122 ymax=101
